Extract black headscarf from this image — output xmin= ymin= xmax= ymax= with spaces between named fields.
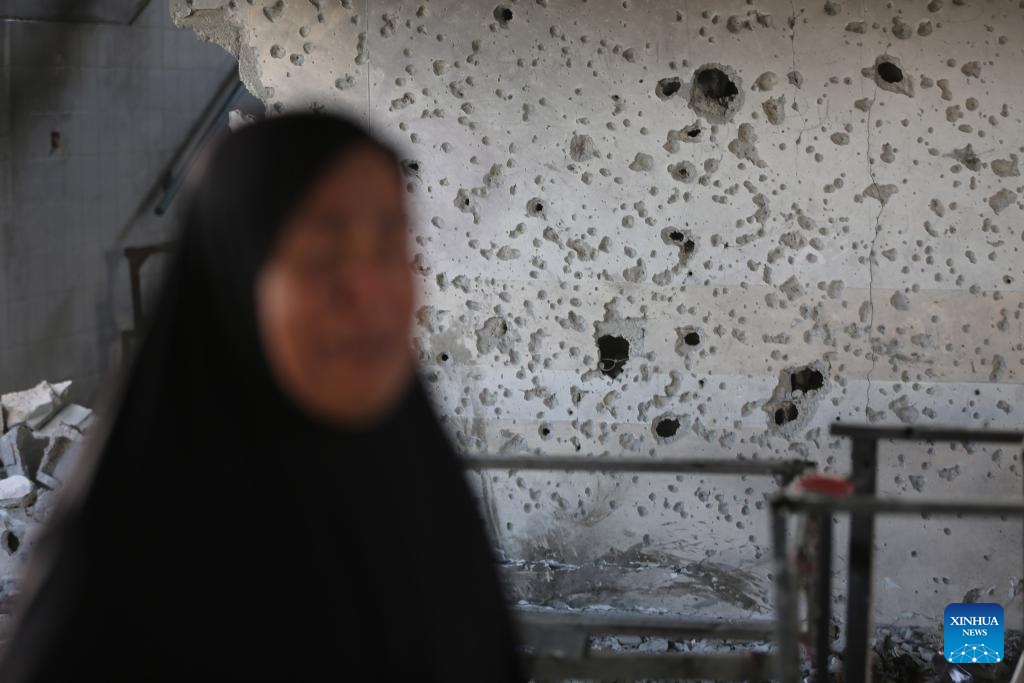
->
xmin=0 ymin=112 xmax=527 ymax=682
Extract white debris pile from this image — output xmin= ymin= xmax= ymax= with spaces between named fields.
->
xmin=0 ymin=380 xmax=94 ymax=601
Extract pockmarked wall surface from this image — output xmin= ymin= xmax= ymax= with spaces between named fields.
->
xmin=173 ymin=0 xmax=1024 ymax=629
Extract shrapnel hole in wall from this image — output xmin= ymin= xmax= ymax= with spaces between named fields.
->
xmin=597 ymin=335 xmax=629 ymax=379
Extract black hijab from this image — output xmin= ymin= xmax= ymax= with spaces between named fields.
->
xmin=0 ymin=112 xmax=526 ymax=682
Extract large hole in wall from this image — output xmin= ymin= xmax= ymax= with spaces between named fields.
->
xmin=671 ymin=232 xmax=697 ymax=257
xmin=774 ymin=402 xmax=799 ymax=425
xmin=688 ymin=64 xmax=743 ymax=123
xmin=493 ymin=5 xmax=513 ymax=26
xmin=865 ymin=55 xmax=914 ymax=96
xmin=764 ymin=361 xmax=828 ymax=431
xmin=696 ymin=68 xmax=738 ymax=105
xmin=790 ymin=367 xmax=824 ymax=393
xmin=663 ymin=228 xmax=697 ymax=268
xmin=876 ymin=61 xmax=904 ymax=84
xmin=656 ymin=77 xmax=682 ymax=99
xmin=654 ymin=416 xmax=680 ymax=438
xmin=597 ymin=335 xmax=630 ymax=378
xmin=676 ymin=325 xmax=703 ymax=355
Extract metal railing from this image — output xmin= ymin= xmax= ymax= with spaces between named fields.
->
xmin=465 ymin=453 xmax=816 ymax=681
xmin=771 ymin=425 xmax=1024 ymax=682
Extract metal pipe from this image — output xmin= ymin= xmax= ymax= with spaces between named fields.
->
xmin=814 ymin=510 xmax=832 ymax=682
xmin=844 ymin=437 xmax=878 ymax=683
xmin=773 ymin=494 xmax=1024 ymax=516
xmin=513 ymin=607 xmax=776 ymax=641
xmin=772 ymin=500 xmax=801 ymax=683
xmin=463 ymin=454 xmax=814 ymax=480
xmin=154 ymin=77 xmax=246 ymax=215
xmin=830 ymin=424 xmax=1023 ymax=444
xmin=776 ymin=489 xmax=1024 ymax=682
xmin=128 ymin=0 xmax=153 ymax=25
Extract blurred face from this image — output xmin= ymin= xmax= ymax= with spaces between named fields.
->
xmin=256 ymin=146 xmax=416 ymax=428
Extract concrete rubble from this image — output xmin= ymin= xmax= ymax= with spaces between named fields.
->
xmin=0 ymin=379 xmax=93 ymax=613
xmin=1 ymin=380 xmax=72 ymax=433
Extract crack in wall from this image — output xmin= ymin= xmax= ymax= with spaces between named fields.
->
xmin=860 ymin=2 xmax=886 ymax=421
xmin=864 ymin=88 xmax=883 ymax=420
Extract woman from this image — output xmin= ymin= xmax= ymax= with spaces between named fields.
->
xmin=0 ymin=112 xmax=527 ymax=681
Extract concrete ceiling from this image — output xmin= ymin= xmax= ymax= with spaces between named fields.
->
xmin=0 ymin=0 xmax=151 ymax=24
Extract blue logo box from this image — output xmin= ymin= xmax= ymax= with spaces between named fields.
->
xmin=944 ymin=602 xmax=1004 ymax=664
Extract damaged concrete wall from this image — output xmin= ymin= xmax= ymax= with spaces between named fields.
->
xmin=0 ymin=1 xmax=236 ymax=404
xmin=172 ymin=0 xmax=1024 ymax=630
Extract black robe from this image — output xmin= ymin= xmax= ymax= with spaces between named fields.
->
xmin=0 ymin=113 xmax=527 ymax=682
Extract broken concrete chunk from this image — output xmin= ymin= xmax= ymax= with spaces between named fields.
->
xmin=1 ymin=380 xmax=72 ymax=432
xmin=0 ymin=476 xmax=34 ymax=508
xmin=0 ymin=426 xmax=49 ymax=481
xmin=34 ymin=404 xmax=93 ymax=440
xmin=29 ymin=487 xmax=60 ymax=523
xmin=35 ymin=436 xmax=82 ymax=491
xmin=0 ymin=431 xmax=18 ymax=478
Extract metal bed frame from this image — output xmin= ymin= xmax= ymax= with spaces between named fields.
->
xmin=771 ymin=424 xmax=1024 ymax=683
xmin=465 ymin=425 xmax=1024 ymax=682
xmin=465 ymin=454 xmax=815 ymax=681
